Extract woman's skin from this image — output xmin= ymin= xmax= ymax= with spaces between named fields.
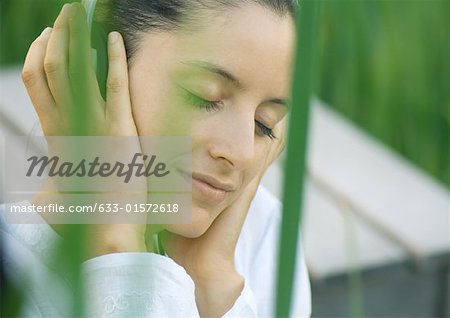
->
xmin=22 ymin=2 xmax=295 ymax=317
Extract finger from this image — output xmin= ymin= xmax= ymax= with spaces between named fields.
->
xmin=105 ymin=32 xmax=134 ymax=125
xmin=44 ymin=3 xmax=74 ymax=110
xmin=22 ymin=27 xmax=57 ymax=119
xmin=68 ymin=3 xmax=103 ymax=118
xmin=270 ymin=118 xmax=287 ymax=163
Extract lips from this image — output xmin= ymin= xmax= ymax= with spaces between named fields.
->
xmin=178 ymin=170 xmax=236 ymax=203
xmin=191 ymin=173 xmax=235 ymax=192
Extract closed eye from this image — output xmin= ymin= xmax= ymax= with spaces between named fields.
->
xmin=180 ymin=87 xmax=221 ymax=112
xmin=255 ymin=121 xmax=276 ymax=140
xmin=178 ymin=85 xmax=277 ymax=140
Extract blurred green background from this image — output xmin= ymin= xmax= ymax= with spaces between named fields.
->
xmin=1 ymin=0 xmax=449 ymax=186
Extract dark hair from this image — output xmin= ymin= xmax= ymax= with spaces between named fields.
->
xmin=95 ymin=0 xmax=298 ymax=64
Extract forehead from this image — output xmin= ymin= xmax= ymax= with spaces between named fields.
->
xmin=134 ymin=3 xmax=296 ymax=96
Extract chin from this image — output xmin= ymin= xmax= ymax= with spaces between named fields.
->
xmin=164 ymin=205 xmax=217 ymax=238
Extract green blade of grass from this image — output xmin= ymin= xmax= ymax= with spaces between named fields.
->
xmin=275 ymin=1 xmax=318 ymax=317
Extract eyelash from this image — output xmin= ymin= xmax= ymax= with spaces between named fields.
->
xmin=183 ymin=89 xmax=277 ymax=140
xmin=255 ymin=121 xmax=277 ymax=140
xmin=184 ymin=91 xmax=221 ymax=112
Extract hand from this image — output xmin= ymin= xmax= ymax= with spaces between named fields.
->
xmin=161 ymin=123 xmax=286 ymax=317
xmin=22 ymin=3 xmax=147 ymax=259
xmin=22 ymin=3 xmax=136 ymax=137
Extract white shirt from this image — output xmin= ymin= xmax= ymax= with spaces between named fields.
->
xmin=0 ymin=186 xmax=311 ymax=317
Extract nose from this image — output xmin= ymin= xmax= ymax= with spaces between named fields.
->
xmin=207 ymin=111 xmax=255 ymax=170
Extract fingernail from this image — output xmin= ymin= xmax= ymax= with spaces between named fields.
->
xmin=61 ymin=3 xmax=71 ymax=16
xmin=69 ymin=3 xmax=78 ymax=19
xmin=40 ymin=27 xmax=52 ymax=37
xmin=109 ymin=32 xmax=119 ymax=44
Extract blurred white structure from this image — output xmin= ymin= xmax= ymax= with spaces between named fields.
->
xmin=262 ymin=100 xmax=450 ymax=279
xmin=1 ymin=66 xmax=449 ymax=279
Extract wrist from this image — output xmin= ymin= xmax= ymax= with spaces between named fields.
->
xmin=85 ymin=225 xmax=147 ymax=260
xmin=194 ymin=271 xmax=245 ymax=318
xmin=187 ymin=259 xmax=238 ymax=283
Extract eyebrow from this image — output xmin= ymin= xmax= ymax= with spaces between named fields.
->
xmin=181 ymin=60 xmax=244 ymax=90
xmin=180 ymin=60 xmax=290 ymax=109
xmin=266 ymin=97 xmax=290 ymax=109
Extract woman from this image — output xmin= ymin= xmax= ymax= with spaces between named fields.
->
xmin=1 ymin=0 xmax=311 ymax=316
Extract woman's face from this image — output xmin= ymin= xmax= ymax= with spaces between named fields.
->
xmin=128 ymin=4 xmax=295 ymax=237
